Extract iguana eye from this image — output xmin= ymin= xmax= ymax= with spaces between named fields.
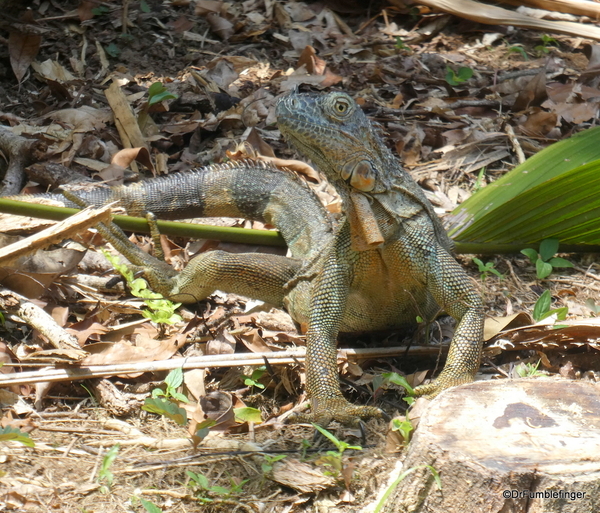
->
xmin=335 ymin=101 xmax=348 ymax=113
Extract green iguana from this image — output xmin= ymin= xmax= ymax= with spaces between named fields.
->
xmin=12 ymin=91 xmax=484 ymax=425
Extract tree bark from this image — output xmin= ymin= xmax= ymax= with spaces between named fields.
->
xmin=379 ymin=379 xmax=600 ymax=513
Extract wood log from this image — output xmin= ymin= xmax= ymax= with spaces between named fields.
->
xmin=377 ymin=379 xmax=600 ymax=513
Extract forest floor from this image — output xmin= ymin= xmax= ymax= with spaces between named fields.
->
xmin=2 ymin=1 xmax=600 ymax=512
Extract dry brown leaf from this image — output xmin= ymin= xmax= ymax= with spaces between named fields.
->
xmin=111 ymin=147 xmax=155 ymax=173
xmin=8 ymin=30 xmax=41 ymax=84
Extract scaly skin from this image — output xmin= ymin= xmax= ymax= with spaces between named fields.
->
xmin=276 ymin=92 xmax=484 ymax=424
xmin=11 ymin=92 xmax=484 ymax=426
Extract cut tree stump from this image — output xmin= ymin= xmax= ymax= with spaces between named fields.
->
xmin=378 ymin=378 xmax=600 ymax=513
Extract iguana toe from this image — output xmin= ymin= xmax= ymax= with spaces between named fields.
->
xmin=413 ymin=368 xmax=476 ymax=399
xmin=286 ymin=397 xmax=385 ymax=427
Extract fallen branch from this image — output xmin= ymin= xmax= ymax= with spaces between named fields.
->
xmin=0 ymin=346 xmax=447 ymax=386
xmin=0 ymin=288 xmax=82 ymax=351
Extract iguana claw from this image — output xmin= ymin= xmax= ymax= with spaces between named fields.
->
xmin=286 ymin=397 xmax=386 ymax=427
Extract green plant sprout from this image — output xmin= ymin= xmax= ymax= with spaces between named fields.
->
xmin=532 ymin=289 xmax=568 ymax=322
xmin=515 ymin=359 xmax=545 ymax=378
xmin=103 ymin=250 xmax=182 ymax=325
xmin=142 ymin=368 xmax=188 ymax=425
xmin=186 ymin=471 xmax=248 ymax=503
xmin=472 ymin=167 xmax=487 ymax=193
xmin=445 ymin=66 xmax=473 ymax=86
xmin=472 ymin=257 xmax=504 ymax=281
xmin=535 ymin=34 xmax=559 ymax=55
xmin=241 ymin=366 xmax=266 ymax=390
xmin=98 ymin=444 xmax=120 ymax=492
xmin=261 ymin=454 xmax=287 ymax=474
xmin=521 ymin=238 xmax=573 ymax=280
xmin=312 ymin=424 xmax=362 ymax=479
xmin=508 ymin=45 xmax=529 ymax=60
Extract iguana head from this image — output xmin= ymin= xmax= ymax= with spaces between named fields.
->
xmin=276 ymin=91 xmax=392 ymax=195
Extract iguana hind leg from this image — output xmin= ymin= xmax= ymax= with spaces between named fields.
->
xmin=164 ymin=250 xmax=302 ymax=307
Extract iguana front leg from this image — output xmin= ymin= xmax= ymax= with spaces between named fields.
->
xmin=290 ymin=223 xmax=383 ymax=426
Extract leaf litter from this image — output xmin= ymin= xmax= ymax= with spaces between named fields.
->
xmin=2 ymin=1 xmax=600 ymax=511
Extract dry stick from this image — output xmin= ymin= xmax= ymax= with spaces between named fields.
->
xmin=505 ymin=124 xmax=526 ymax=165
xmin=0 ymin=346 xmax=447 ymax=387
xmin=0 ymin=203 xmax=114 ymax=267
xmin=0 ymin=288 xmax=82 ymax=351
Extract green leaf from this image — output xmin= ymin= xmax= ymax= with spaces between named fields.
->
xmin=548 ymin=257 xmax=573 ymax=268
xmin=139 ymin=498 xmax=162 ymax=513
xmin=234 ymin=407 xmax=263 ymax=424
xmin=142 ymin=397 xmax=187 ymax=425
xmin=533 ymin=290 xmax=552 ymax=321
xmin=539 ymin=238 xmax=559 ymax=261
xmin=0 ymin=426 xmax=34 ymax=447
xmin=536 ymin=259 xmax=553 ymax=279
xmin=520 ymin=248 xmax=538 ymax=262
xmin=447 ymin=125 xmax=600 ymax=248
xmin=164 ymin=367 xmax=183 ymax=389
xmin=382 ymin=372 xmax=415 ymax=395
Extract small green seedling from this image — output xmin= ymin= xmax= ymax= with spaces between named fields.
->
xmin=261 ymin=454 xmax=287 ymax=474
xmin=381 ymin=372 xmax=415 ymax=406
xmin=472 ymin=167 xmax=487 ymax=193
xmin=445 ymin=66 xmax=473 ymax=86
xmin=142 ymin=368 xmax=188 ymax=425
xmin=391 ymin=415 xmax=414 ymax=447
xmin=521 ymin=238 xmax=573 ymax=280
xmin=312 ymin=424 xmax=362 ymax=479
xmin=104 ymin=251 xmax=182 ymax=325
xmin=535 ymin=34 xmax=559 ymax=55
xmin=186 ymin=471 xmax=248 ymax=502
xmin=241 ymin=366 xmax=266 ymax=390
xmin=472 ymin=258 xmax=504 ymax=281
xmin=532 ymin=289 xmax=568 ymax=322
xmin=515 ymin=359 xmax=545 ymax=378
xmin=395 ymin=37 xmax=411 ymax=51
xmin=508 ymin=46 xmax=529 ymax=60
xmin=98 ymin=444 xmax=120 ymax=492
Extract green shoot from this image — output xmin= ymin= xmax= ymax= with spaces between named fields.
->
xmin=508 ymin=46 xmax=529 ymax=60
xmin=261 ymin=454 xmax=287 ymax=474
xmin=535 ymin=34 xmax=559 ymax=55
xmin=472 ymin=257 xmax=504 ymax=281
xmin=515 ymin=359 xmax=545 ymax=378
xmin=472 ymin=167 xmax=487 ymax=193
xmin=521 ymin=238 xmax=573 ymax=280
xmin=312 ymin=424 xmax=362 ymax=479
xmin=381 ymin=372 xmax=415 ymax=406
xmin=445 ymin=66 xmax=473 ymax=86
xmin=103 ymin=250 xmax=182 ymax=325
xmin=138 ymin=498 xmax=162 ymax=513
xmin=532 ymin=289 xmax=568 ymax=322
xmin=142 ymin=368 xmax=188 ymax=425
xmin=186 ymin=471 xmax=248 ymax=502
xmin=586 ymin=298 xmax=600 ymax=316
xmin=390 ymin=415 xmax=414 ymax=446
xmin=395 ymin=37 xmax=411 ymax=51
xmin=98 ymin=444 xmax=120 ymax=492
xmin=241 ymin=366 xmax=266 ymax=390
